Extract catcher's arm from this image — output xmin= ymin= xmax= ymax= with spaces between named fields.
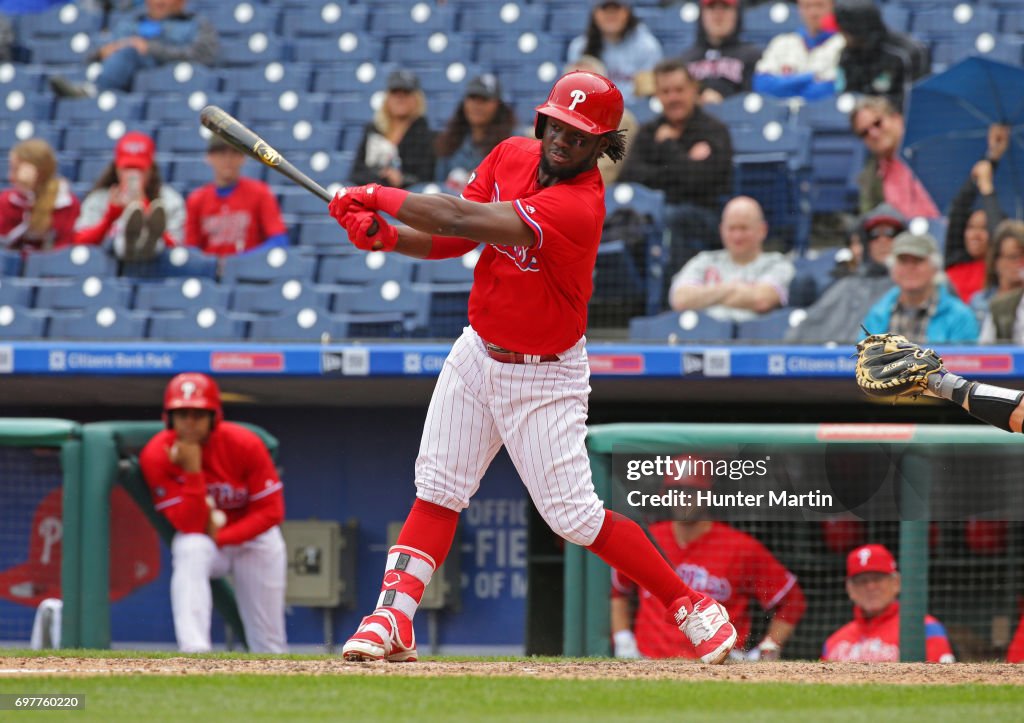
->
xmin=855 ymin=333 xmax=1024 ymax=432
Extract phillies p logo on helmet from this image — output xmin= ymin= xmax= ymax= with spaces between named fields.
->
xmin=568 ymin=89 xmax=587 ymax=111
xmin=533 ymin=71 xmax=623 ymax=139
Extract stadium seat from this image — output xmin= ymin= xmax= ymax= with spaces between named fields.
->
xmin=280 ymin=3 xmax=370 ymax=38
xmin=280 ymin=151 xmax=354 ymax=189
xmin=318 ymin=252 xmax=415 ymax=285
xmin=790 ymin=247 xmax=845 ymax=307
xmin=368 ymin=3 xmax=456 ymax=36
xmin=634 ymin=4 xmax=700 ymax=49
xmin=23 ymin=246 xmax=116 ymax=279
xmin=144 ymin=92 xmax=236 ymax=124
xmin=604 ymin=183 xmax=668 ymax=314
xmin=501 ymin=60 xmax=561 ymax=103
xmin=912 ymin=6 xmax=1000 ymax=40
xmin=220 ymin=247 xmax=316 ymax=284
xmin=1 ymin=88 xmax=51 ymax=124
xmin=458 ymin=3 xmax=546 ymax=37
xmin=220 ymin=62 xmax=314 ymax=95
xmin=0 ymin=303 xmax=47 ymax=339
xmin=34 ymin=277 xmax=131 ymax=312
xmin=133 ymin=278 xmax=230 ymax=312
xmin=156 ymin=125 xmax=210 ymax=155
xmin=414 ymin=255 xmax=477 ymax=338
xmin=47 ymin=307 xmax=147 ymax=340
xmin=742 ymin=2 xmax=802 ymax=45
xmin=932 ymin=37 xmax=1024 ymax=71
xmin=16 ymin=3 xmax=103 ymax=40
xmin=63 ymin=123 xmax=133 ymax=157
xmin=235 ymin=93 xmax=328 ymax=127
xmin=0 ymin=63 xmax=42 ymax=95
xmin=170 ymin=158 xmax=212 ymax=189
xmin=333 ymin=280 xmax=428 ymax=337
xmin=248 ymin=307 xmax=349 ymax=341
xmin=217 ymin=32 xmax=286 ymax=66
xmin=628 ymin=310 xmax=736 ymax=342
xmin=121 ymin=247 xmax=219 ymax=282
xmin=734 ymin=307 xmax=807 ymax=341
xmin=292 ymin=33 xmax=384 ymax=64
xmin=148 ymin=308 xmax=247 ymax=341
xmin=415 ymin=255 xmax=478 ymax=285
xmin=386 ymin=32 xmax=472 ymax=69
xmin=28 ymin=35 xmax=94 ymax=66
xmin=204 ymin=2 xmax=279 ymax=37
xmin=279 ymin=192 xmax=331 ymax=218
xmin=132 ymin=63 xmax=219 ymax=96
xmin=703 ymin=93 xmax=790 ymax=130
xmin=231 ymin=279 xmax=330 ymax=315
xmin=295 ymin=220 xmax=348 ymax=250
xmin=54 ymin=93 xmax=145 ymax=124
xmin=0 ymin=250 xmax=24 ymax=278
xmin=880 ymin=5 xmax=912 ymax=34
xmin=474 ymin=31 xmax=561 ymax=72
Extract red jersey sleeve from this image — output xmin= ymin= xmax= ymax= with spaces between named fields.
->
xmin=924 ymin=615 xmax=956 ymax=663
xmin=139 ymin=431 xmax=209 ymax=534
xmin=214 ymin=427 xmax=284 ymax=547
xmin=510 ymin=182 xmax=603 ymax=265
xmin=184 ymin=188 xmax=204 ymax=250
xmin=610 ymin=569 xmax=638 ymax=599
xmin=739 ymin=534 xmax=802 ymax=619
xmin=255 ymin=182 xmax=286 ymax=242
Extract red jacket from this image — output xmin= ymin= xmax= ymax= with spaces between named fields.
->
xmin=0 ymin=183 xmax=80 ymax=252
xmin=822 ymin=601 xmax=955 ymax=663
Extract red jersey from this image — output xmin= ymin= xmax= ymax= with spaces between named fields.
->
xmin=945 ymin=260 xmax=986 ymax=303
xmin=612 ymin=521 xmax=803 ymax=658
xmin=0 ymin=183 xmax=80 ymax=253
xmin=461 ymin=137 xmax=605 ymax=355
xmin=822 ymin=602 xmax=955 ymax=663
xmin=185 ymin=178 xmax=286 ymax=255
xmin=139 ymin=421 xmax=284 ymax=547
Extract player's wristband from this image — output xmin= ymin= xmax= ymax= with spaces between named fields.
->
xmin=932 ymin=372 xmax=1024 ymax=432
xmin=371 ymin=187 xmax=408 ymax=217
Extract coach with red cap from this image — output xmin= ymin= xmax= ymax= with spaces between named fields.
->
xmin=140 ymin=373 xmax=287 ymax=654
xmin=822 ymin=543 xmax=955 ymax=662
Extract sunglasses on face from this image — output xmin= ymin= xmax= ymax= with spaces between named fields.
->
xmin=856 ymin=117 xmax=884 ymax=139
xmin=597 ymin=2 xmax=625 ymax=10
xmin=868 ymin=226 xmax=899 ymax=240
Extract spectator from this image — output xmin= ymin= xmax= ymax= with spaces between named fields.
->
xmin=787 ymin=203 xmax=905 ymax=343
xmin=978 ymin=221 xmax=1024 ymax=344
xmin=611 ymin=463 xmax=805 ymax=660
xmin=862 ymin=231 xmax=979 ymax=343
xmin=139 ymin=373 xmax=287 ymax=654
xmin=618 ymin=58 xmax=732 ymax=270
xmin=851 ymin=96 xmax=940 ymax=220
xmin=433 ymin=74 xmax=517 ymax=194
xmin=566 ymin=1 xmax=663 ymax=103
xmin=0 ymin=14 xmax=13 ymax=62
xmin=49 ymin=0 xmax=218 ymax=97
xmin=823 ymin=544 xmax=955 ymax=663
xmin=679 ymin=0 xmax=761 ymax=104
xmin=945 ymin=125 xmax=1011 ymax=303
xmin=753 ymin=0 xmax=845 ymax=101
xmin=75 ymin=131 xmax=185 ymax=261
xmin=564 ymin=55 xmax=639 ymax=185
xmin=833 ymin=0 xmax=928 ymax=108
xmin=668 ymin=196 xmax=794 ymax=322
xmin=185 ymin=136 xmax=287 ymax=255
xmin=1 ymin=139 xmax=81 ymax=253
xmin=350 ymin=69 xmax=435 ymax=189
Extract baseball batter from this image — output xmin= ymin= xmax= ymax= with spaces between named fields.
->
xmin=140 ymin=373 xmax=288 ymax=654
xmin=328 ymin=71 xmax=737 ymax=664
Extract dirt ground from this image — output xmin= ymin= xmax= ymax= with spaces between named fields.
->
xmin=1 ymin=657 xmax=1023 ymax=686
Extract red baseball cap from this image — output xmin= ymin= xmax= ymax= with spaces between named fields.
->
xmin=114 ymin=131 xmax=156 ymax=170
xmin=0 ymin=486 xmax=160 ymax=607
xmin=846 ymin=543 xmax=897 ymax=579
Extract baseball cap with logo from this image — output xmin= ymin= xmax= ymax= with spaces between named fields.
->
xmin=114 ymin=131 xmax=156 ymax=170
xmin=846 ymin=543 xmax=897 ymax=579
xmin=386 ymin=69 xmax=421 ymax=93
xmin=465 ymin=74 xmax=501 ymax=101
xmin=862 ymin=203 xmax=907 ymax=236
xmin=892 ymin=231 xmax=939 ymax=259
xmin=0 ymin=486 xmax=160 ymax=607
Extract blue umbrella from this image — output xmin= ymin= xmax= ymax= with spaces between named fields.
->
xmin=902 ymin=56 xmax=1024 ymax=219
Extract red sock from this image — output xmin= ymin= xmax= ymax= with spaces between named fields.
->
xmin=395 ymin=498 xmax=459 ymax=567
xmin=587 ymin=510 xmax=697 ymax=607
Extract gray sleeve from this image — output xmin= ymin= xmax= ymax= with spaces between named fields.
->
xmin=668 ymin=252 xmax=712 ymax=296
xmin=74 ymin=190 xmax=111 ymax=231
xmin=147 ymin=17 xmax=219 ymax=66
xmin=761 ymin=256 xmax=796 ymax=305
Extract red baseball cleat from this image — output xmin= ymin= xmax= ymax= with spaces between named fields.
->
xmin=342 ymin=608 xmax=417 ymax=662
xmin=666 ymin=595 xmax=737 ymax=665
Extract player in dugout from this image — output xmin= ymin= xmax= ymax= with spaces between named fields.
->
xmin=328 ymin=71 xmax=739 ymax=664
xmin=612 ymin=460 xmax=805 ymax=660
xmin=140 ymin=373 xmax=287 ymax=654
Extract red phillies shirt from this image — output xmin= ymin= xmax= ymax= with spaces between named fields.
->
xmin=612 ymin=521 xmax=800 ymax=658
xmin=140 ymin=421 xmax=284 ymax=547
xmin=0 ymin=185 xmax=81 ymax=252
xmin=185 ymin=178 xmax=286 ymax=255
xmin=462 ymin=137 xmax=605 ymax=355
xmin=822 ymin=602 xmax=955 ymax=663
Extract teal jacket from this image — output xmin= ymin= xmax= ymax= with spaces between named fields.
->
xmin=862 ymin=284 xmax=979 ymax=343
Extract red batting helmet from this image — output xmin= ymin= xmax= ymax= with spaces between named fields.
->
xmin=163 ymin=373 xmax=223 ymax=427
xmin=534 ymin=71 xmax=624 ymax=139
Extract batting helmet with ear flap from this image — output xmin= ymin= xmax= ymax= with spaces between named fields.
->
xmin=163 ymin=373 xmax=223 ymax=427
xmin=534 ymin=71 xmax=624 ymax=139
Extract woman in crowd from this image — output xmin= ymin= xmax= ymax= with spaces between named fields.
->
xmin=977 ymin=221 xmax=1024 ymax=343
xmin=0 ymin=138 xmax=80 ymax=253
xmin=350 ymin=69 xmax=435 ymax=189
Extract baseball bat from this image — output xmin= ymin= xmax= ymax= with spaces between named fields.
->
xmin=198 ymin=105 xmax=378 ymax=236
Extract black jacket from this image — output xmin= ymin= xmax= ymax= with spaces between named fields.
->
xmin=834 ymin=0 xmax=929 ymax=108
xmin=350 ymin=116 xmax=436 ymax=188
xmin=678 ymin=5 xmax=761 ymax=99
xmin=617 ymin=107 xmax=733 ymax=207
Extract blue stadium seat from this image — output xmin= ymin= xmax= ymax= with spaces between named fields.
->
xmin=798 ymin=95 xmax=853 ymax=132
xmin=279 ymin=192 xmax=330 ymax=218
xmin=170 ymin=158 xmax=213 ymax=189
xmin=742 ymin=2 xmax=802 ymax=45
xmin=156 ymin=125 xmax=211 ymax=155
xmin=789 ymin=247 xmax=845 ymax=307
xmin=204 ymin=2 xmax=279 ymax=37
xmin=913 ymin=6 xmax=1000 ymax=40
xmin=280 ymin=3 xmax=369 ymax=38
xmin=144 ymin=92 xmax=236 ymax=123
xmin=604 ymin=183 xmax=668 ymax=315
xmin=77 ymin=156 xmax=114 ymax=186
xmin=415 ymin=255 xmax=478 ymax=285
xmin=500 ymin=60 xmax=561 ymax=104
xmin=318 ymin=252 xmax=415 ymax=285
xmin=23 ymin=246 xmax=116 ymax=279
xmin=148 ymin=308 xmax=247 ymax=341
xmin=474 ymin=31 xmax=561 ymax=72
xmin=217 ymin=32 xmax=286 ymax=66
xmin=220 ymin=62 xmax=314 ymax=95
xmin=368 ymin=3 xmax=456 ymax=36
xmin=0 ymin=303 xmax=47 ymax=339
xmin=248 ymin=308 xmax=349 ymax=341
xmin=628 ymin=310 xmax=735 ymax=342
xmin=1 ymin=88 xmax=51 ymax=124
xmin=313 ymin=61 xmax=397 ymax=96
xmin=292 ymin=33 xmax=384 ymax=64
xmin=235 ymin=93 xmax=328 ymax=126
xmin=54 ymin=93 xmax=145 ymax=124
xmin=333 ymin=280 xmax=429 ymax=336
xmin=62 ymin=123 xmax=129 ymax=157
xmin=121 ymin=247 xmax=219 ymax=281
xmin=0 ymin=250 xmax=24 ymax=278
xmin=220 ymin=247 xmax=316 ymax=284
xmin=34 ymin=277 xmax=131 ymax=312
xmin=325 ymin=95 xmax=379 ymax=125
xmin=268 ymin=122 xmax=344 ymax=155
xmin=634 ymin=4 xmax=699 ymax=49
xmin=16 ymin=4 xmax=103 ymax=40
xmin=458 ymin=2 xmax=546 ymax=37
xmin=933 ymin=37 xmax=1024 ymax=71
xmin=296 ymin=220 xmax=348 ymax=250
xmin=134 ymin=278 xmax=230 ymax=312
xmin=282 ymin=151 xmax=354 ymax=188
xmin=28 ymin=35 xmax=95 ymax=65
xmin=47 ymin=307 xmax=147 ymax=340
xmin=880 ymin=5 xmax=912 ymax=33
xmin=0 ymin=63 xmax=42 ymax=95
xmin=132 ymin=63 xmax=219 ymax=95
xmin=386 ymin=31 xmax=472 ymax=68
xmin=231 ymin=279 xmax=330 ymax=315
xmin=734 ymin=307 xmax=806 ymax=341
xmin=0 ymin=277 xmax=32 ymax=305
xmin=703 ymin=92 xmax=790 ymax=130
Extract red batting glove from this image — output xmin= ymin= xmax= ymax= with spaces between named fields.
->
xmin=341 ymin=208 xmax=398 ymax=252
xmin=330 ymin=184 xmax=409 ymax=218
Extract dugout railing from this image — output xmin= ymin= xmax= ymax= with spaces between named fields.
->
xmin=570 ymin=423 xmax=1024 ymax=662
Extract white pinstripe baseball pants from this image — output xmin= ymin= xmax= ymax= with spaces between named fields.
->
xmin=414 ymin=327 xmax=605 ymax=547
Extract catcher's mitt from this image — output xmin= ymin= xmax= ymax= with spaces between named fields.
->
xmin=855 ymin=333 xmax=945 ymax=398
